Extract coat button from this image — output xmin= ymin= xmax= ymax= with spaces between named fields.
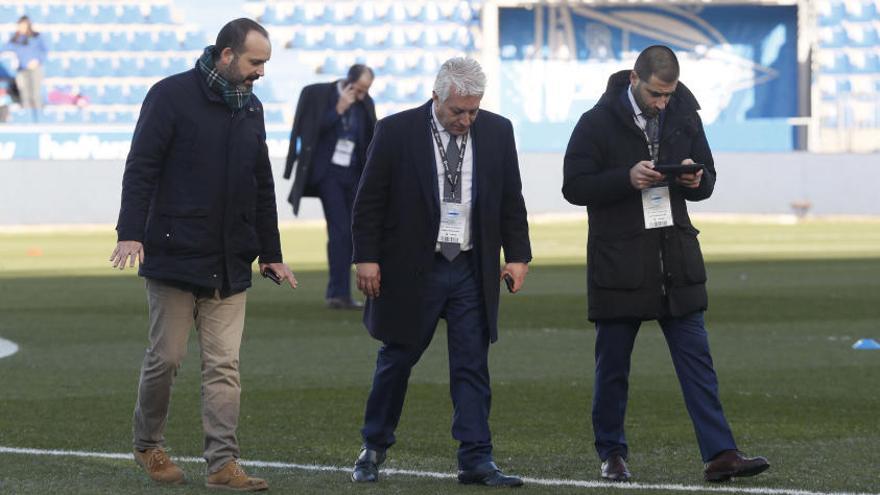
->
xmin=165 ymin=233 xmax=170 ymax=238
xmin=212 ymin=274 xmax=218 ymax=278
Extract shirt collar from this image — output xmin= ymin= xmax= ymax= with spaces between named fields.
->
xmin=430 ymin=102 xmax=448 ymax=136
xmin=627 ymin=83 xmax=644 ymax=118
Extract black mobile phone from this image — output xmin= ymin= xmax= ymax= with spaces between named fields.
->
xmin=503 ymin=274 xmax=515 ymax=293
xmin=262 ymin=269 xmax=281 ymax=285
xmin=653 ymin=163 xmax=705 ymax=176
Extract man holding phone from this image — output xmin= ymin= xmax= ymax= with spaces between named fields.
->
xmin=110 ymin=19 xmax=296 ymax=490
xmin=284 ymin=64 xmax=377 ymax=310
xmin=562 ymin=45 xmax=769 ymax=483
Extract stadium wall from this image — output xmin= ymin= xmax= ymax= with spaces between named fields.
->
xmin=1 ymin=153 xmax=877 ymax=227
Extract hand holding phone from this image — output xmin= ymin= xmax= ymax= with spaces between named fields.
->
xmin=503 ymin=274 xmax=515 ymax=293
xmin=262 ymin=268 xmax=281 ymax=285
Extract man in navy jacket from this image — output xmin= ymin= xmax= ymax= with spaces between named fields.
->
xmin=349 ymin=58 xmax=531 ymax=487
xmin=111 ymin=18 xmax=295 ymax=491
xmin=563 ymin=45 xmax=768 ymax=483
xmin=284 ymin=65 xmax=376 ymax=309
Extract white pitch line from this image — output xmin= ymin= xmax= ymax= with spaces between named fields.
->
xmin=0 ymin=337 xmax=19 ymax=359
xmin=0 ymin=445 xmax=877 ymax=495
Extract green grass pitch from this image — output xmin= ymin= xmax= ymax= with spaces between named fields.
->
xmin=0 ymin=217 xmax=878 ymax=494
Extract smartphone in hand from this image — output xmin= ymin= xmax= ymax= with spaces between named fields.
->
xmin=262 ymin=269 xmax=281 ymax=285
xmin=503 ymin=274 xmax=515 ymax=293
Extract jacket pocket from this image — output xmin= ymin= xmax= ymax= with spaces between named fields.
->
xmin=590 ymin=233 xmax=645 ymax=289
xmin=675 ymin=224 xmax=707 ymax=285
xmin=155 ymin=205 xmax=210 ymax=253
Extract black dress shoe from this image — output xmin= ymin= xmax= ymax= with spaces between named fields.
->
xmin=326 ymin=297 xmax=364 ymax=310
xmin=704 ymin=450 xmax=770 ymax=482
xmin=351 ymin=448 xmax=385 ymax=483
xmin=458 ymin=461 xmax=523 ymax=487
xmin=600 ymin=454 xmax=631 ymax=482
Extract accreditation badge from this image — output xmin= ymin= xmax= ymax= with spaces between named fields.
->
xmin=438 ymin=202 xmax=466 ymax=244
xmin=331 ymin=138 xmax=355 ymax=167
xmin=642 ymin=186 xmax=673 ymax=229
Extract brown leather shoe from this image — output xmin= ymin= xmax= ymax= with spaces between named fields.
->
xmin=134 ymin=447 xmax=185 ymax=484
xmin=704 ymin=450 xmax=769 ymax=482
xmin=600 ymin=454 xmax=631 ymax=482
xmin=206 ymin=460 xmax=268 ymax=491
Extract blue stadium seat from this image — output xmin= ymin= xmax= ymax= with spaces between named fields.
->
xmin=107 ymin=32 xmax=128 ymax=52
xmin=64 ymin=110 xmax=85 ymax=124
xmin=820 ymin=1 xmax=846 ymax=26
xmin=261 ymin=5 xmax=284 ymax=24
xmin=82 ymin=32 xmax=103 ymax=52
xmin=94 ymin=5 xmax=117 ymax=24
xmin=89 ymin=110 xmax=111 ymax=124
xmin=417 ymin=3 xmax=441 ymax=23
xmin=117 ymin=58 xmax=140 ymax=77
xmin=321 ymin=56 xmax=344 ymax=75
xmin=115 ymin=110 xmax=138 ymax=124
xmin=182 ymin=31 xmax=206 ymax=50
xmin=351 ymin=31 xmax=369 ymax=50
xmin=119 ymin=5 xmax=144 ymax=24
xmin=140 ymin=57 xmax=167 ymax=77
xmin=353 ymin=4 xmax=375 ymax=25
xmin=289 ymin=31 xmax=308 ymax=49
xmin=45 ymin=5 xmax=69 ymax=24
xmin=22 ymin=6 xmax=44 ymax=23
xmin=67 ymin=57 xmax=91 ymax=78
xmin=79 ymin=84 xmax=100 ymax=103
xmin=147 ymin=5 xmax=172 ymax=24
xmin=55 ymin=32 xmax=80 ymax=52
xmin=167 ymin=56 xmax=192 ymax=73
xmin=101 ymin=85 xmax=124 ymax=105
xmin=70 ymin=5 xmax=92 ymax=23
xmin=91 ymin=57 xmax=115 ymax=77
xmin=131 ymin=32 xmax=154 ymax=51
xmin=44 ymin=58 xmax=66 ymax=77
xmin=155 ymin=31 xmax=179 ymax=51
xmin=0 ymin=5 xmax=19 ymax=24
xmin=127 ymin=84 xmax=149 ymax=104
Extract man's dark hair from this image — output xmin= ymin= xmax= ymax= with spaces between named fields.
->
xmin=346 ymin=64 xmax=374 ymax=83
xmin=214 ymin=18 xmax=268 ymax=59
xmin=634 ymin=45 xmax=679 ymax=83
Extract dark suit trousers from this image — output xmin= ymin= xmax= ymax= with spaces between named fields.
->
xmin=360 ymin=251 xmax=493 ymax=470
xmin=317 ymin=177 xmax=356 ymax=300
xmin=592 ymin=312 xmax=737 ymax=462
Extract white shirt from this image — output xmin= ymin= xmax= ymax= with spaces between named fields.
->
xmin=431 ymin=103 xmax=473 ymax=252
xmin=628 ymin=83 xmax=659 ymax=160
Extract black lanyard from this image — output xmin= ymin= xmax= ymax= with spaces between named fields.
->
xmin=429 ymin=114 xmax=468 ymax=199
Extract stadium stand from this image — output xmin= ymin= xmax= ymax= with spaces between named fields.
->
xmin=0 ymin=0 xmax=288 ymax=125
xmin=244 ymin=0 xmax=482 ymax=117
xmin=815 ymin=0 xmax=880 ymax=149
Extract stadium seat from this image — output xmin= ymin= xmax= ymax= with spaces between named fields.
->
xmin=81 ymin=32 xmax=103 ymax=52
xmin=155 ymin=31 xmax=179 ymax=51
xmin=353 ymin=4 xmax=376 ymax=25
xmin=131 ymin=32 xmax=154 ymax=51
xmin=147 ymin=5 xmax=173 ymax=24
xmin=91 ymin=57 xmax=115 ymax=77
xmin=45 ymin=5 xmax=69 ymax=24
xmin=182 ymin=31 xmax=206 ymax=50
xmin=94 ymin=5 xmax=118 ymax=24
xmin=167 ymin=56 xmax=192 ymax=73
xmin=261 ymin=5 xmax=284 ymax=25
xmin=101 ymin=85 xmax=124 ymax=105
xmin=44 ymin=58 xmax=66 ymax=77
xmin=54 ymin=32 xmax=80 ymax=52
xmin=66 ymin=57 xmax=91 ymax=78
xmin=89 ymin=110 xmax=111 ymax=124
xmin=0 ymin=5 xmax=19 ymax=24
xmin=117 ymin=58 xmax=140 ymax=77
xmin=140 ymin=56 xmax=167 ymax=77
xmin=22 ymin=6 xmax=44 ymax=23
xmin=70 ymin=5 xmax=92 ymax=23
xmin=119 ymin=5 xmax=145 ymax=24
xmin=107 ymin=32 xmax=128 ymax=52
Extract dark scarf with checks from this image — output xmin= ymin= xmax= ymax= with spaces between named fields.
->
xmin=196 ymin=45 xmax=251 ymax=111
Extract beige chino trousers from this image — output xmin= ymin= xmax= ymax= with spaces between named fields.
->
xmin=133 ymin=278 xmax=247 ymax=473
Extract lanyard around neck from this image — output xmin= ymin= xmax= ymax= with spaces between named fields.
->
xmin=429 ymin=114 xmax=468 ymax=196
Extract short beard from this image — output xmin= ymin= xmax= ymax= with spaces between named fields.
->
xmin=633 ymin=81 xmax=657 ymax=118
xmin=218 ymin=56 xmax=248 ymax=90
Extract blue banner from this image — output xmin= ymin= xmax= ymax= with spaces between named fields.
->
xmin=499 ymin=4 xmax=798 ymax=151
